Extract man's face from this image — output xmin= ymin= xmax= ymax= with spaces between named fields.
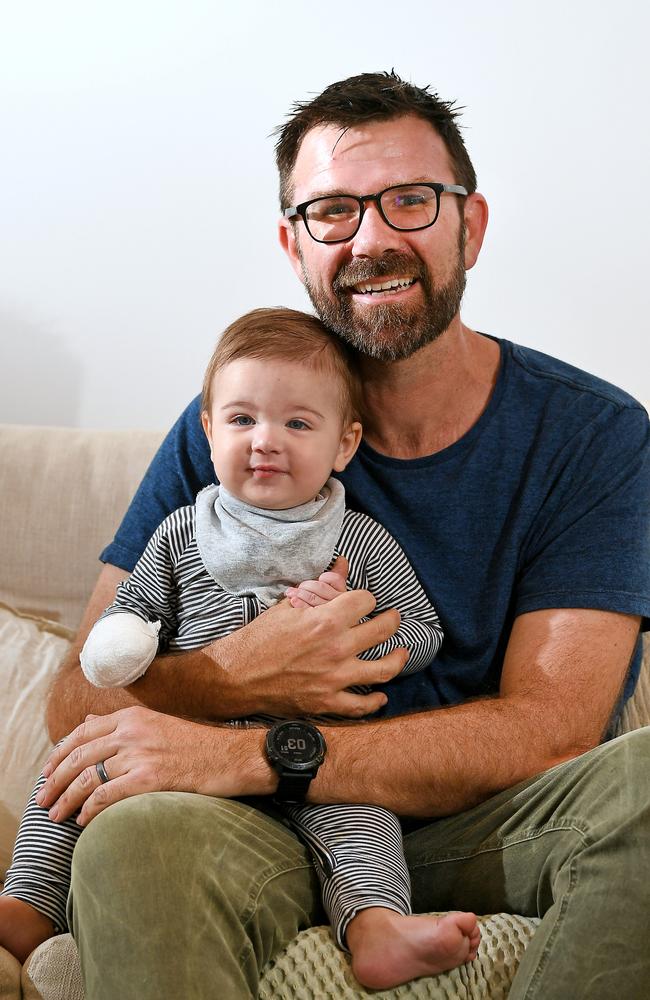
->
xmin=280 ymin=115 xmax=470 ymax=362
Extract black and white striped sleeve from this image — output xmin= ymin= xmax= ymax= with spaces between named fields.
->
xmin=101 ymin=505 xmax=196 ymax=650
xmin=337 ymin=512 xmax=443 ymax=675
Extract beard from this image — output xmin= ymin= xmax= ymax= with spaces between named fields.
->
xmin=299 ymin=228 xmax=467 ymax=362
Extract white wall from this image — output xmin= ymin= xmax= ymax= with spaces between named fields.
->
xmin=1 ymin=0 xmax=648 ymax=430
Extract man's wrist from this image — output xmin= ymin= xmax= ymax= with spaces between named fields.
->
xmin=198 ymin=725 xmax=277 ymax=798
xmin=199 ymin=636 xmax=266 ymax=719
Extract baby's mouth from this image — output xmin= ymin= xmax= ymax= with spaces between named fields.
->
xmin=250 ymin=465 xmax=286 ymax=480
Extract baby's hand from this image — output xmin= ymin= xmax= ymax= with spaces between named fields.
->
xmin=285 ymin=569 xmax=348 ymax=609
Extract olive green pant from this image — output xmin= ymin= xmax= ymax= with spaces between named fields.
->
xmin=68 ymin=728 xmax=650 ymax=999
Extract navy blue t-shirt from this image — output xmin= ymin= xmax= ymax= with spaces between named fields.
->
xmin=101 ymin=338 xmax=650 ymax=719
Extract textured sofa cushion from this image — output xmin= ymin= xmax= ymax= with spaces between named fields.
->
xmin=21 ymin=914 xmax=541 ymax=1000
xmin=0 ymin=424 xmax=162 ymax=631
xmin=0 ymin=604 xmax=72 ymax=880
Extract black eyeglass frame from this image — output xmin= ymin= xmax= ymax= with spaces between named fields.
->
xmin=283 ymin=182 xmax=469 ymax=244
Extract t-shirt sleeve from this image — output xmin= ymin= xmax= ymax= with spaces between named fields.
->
xmin=516 ymin=403 xmax=650 ymax=627
xmin=100 ymin=396 xmax=214 ymax=571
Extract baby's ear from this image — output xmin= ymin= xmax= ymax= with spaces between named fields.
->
xmin=201 ymin=410 xmax=215 ymax=463
xmin=333 ymin=421 xmax=362 ymax=472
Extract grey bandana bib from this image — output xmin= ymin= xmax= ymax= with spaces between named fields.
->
xmin=194 ymin=478 xmax=346 ymax=608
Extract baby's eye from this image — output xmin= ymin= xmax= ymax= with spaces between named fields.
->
xmin=287 ymin=419 xmax=309 ymax=430
xmin=232 ymin=414 xmax=255 ymax=426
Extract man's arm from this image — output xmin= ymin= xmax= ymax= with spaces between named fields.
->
xmin=48 ymin=565 xmax=134 ymax=740
xmin=41 ymin=606 xmax=640 ymax=826
xmin=310 ymin=607 xmax=641 ymax=816
xmin=47 ymin=559 xmax=408 ymax=742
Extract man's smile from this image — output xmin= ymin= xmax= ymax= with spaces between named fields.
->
xmin=351 ymin=276 xmax=418 ymax=299
xmin=331 ymin=252 xmax=424 ymax=305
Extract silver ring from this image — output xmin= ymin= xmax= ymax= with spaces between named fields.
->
xmin=96 ymin=760 xmax=110 ymax=784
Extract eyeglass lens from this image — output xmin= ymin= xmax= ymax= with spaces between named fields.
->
xmin=304 ymin=185 xmax=439 ymax=242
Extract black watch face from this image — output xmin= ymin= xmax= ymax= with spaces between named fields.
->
xmin=269 ymin=722 xmax=323 ymax=765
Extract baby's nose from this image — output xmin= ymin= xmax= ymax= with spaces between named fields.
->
xmin=252 ymin=425 xmax=280 ymax=452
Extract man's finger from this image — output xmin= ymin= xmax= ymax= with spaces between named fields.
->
xmin=77 ymin=773 xmax=140 ymax=827
xmin=330 ymin=689 xmax=389 ymax=718
xmin=321 ymin=587 xmax=377 ymax=626
xmin=346 ymin=606 xmax=401 ymax=655
xmin=44 ymin=714 xmax=118 ymax=775
xmin=44 ymin=750 xmax=124 ymax=822
xmin=347 ymin=646 xmax=408 ymax=687
xmin=38 ymin=734 xmax=120 ymax=808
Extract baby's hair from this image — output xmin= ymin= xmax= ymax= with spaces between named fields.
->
xmin=202 ymin=307 xmax=362 ymax=425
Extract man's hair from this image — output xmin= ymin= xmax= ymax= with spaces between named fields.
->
xmin=274 ymin=70 xmax=477 ymax=209
xmin=201 ymin=307 xmax=362 ymax=424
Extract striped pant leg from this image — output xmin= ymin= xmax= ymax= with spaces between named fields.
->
xmin=1 ymin=769 xmax=82 ymax=933
xmin=284 ymin=802 xmax=411 ymax=950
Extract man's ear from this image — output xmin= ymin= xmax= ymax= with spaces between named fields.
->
xmin=333 ymin=421 xmax=363 ymax=472
xmin=462 ymin=192 xmax=489 ymax=271
xmin=278 ymin=218 xmax=306 ymax=284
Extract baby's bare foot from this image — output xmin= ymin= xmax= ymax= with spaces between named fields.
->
xmin=0 ymin=896 xmax=55 ymax=964
xmin=346 ymin=907 xmax=480 ymax=990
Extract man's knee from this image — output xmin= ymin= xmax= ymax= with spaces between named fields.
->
xmin=71 ymin=792 xmax=313 ymax=909
xmin=591 ymin=726 xmax=650 ymax=784
xmin=67 ymin=795 xmax=317 ymax=995
xmin=571 ymin=728 xmax=650 ymax=838
xmin=606 ymin=726 xmax=650 ymax=792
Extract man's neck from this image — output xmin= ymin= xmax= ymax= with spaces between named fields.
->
xmin=358 ymin=323 xmax=500 ymax=459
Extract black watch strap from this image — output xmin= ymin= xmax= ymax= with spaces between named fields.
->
xmin=275 ymin=771 xmax=313 ymax=804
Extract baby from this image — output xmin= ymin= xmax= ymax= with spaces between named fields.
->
xmin=1 ymin=307 xmax=479 ymax=989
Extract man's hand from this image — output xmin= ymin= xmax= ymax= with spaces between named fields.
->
xmin=214 ymin=555 xmax=407 ymax=718
xmin=285 ymin=555 xmax=348 ymax=608
xmin=36 ymin=708 xmax=273 ymax=827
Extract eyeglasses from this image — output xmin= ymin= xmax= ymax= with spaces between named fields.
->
xmin=284 ymin=182 xmax=468 ymax=244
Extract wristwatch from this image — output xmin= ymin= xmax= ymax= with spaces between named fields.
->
xmin=265 ymin=721 xmax=327 ymax=804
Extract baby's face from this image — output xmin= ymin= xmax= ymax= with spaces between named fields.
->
xmin=202 ymin=357 xmax=361 ymax=509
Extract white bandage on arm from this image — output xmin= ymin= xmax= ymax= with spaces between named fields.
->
xmin=80 ymin=612 xmax=161 ymax=688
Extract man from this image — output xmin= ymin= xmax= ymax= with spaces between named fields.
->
xmin=41 ymin=72 xmax=650 ymax=999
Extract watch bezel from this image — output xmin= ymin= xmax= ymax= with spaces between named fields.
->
xmin=265 ymin=721 xmax=326 ymax=773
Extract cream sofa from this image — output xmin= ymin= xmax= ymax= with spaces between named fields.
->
xmin=1 ymin=422 xmax=648 ymax=1000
